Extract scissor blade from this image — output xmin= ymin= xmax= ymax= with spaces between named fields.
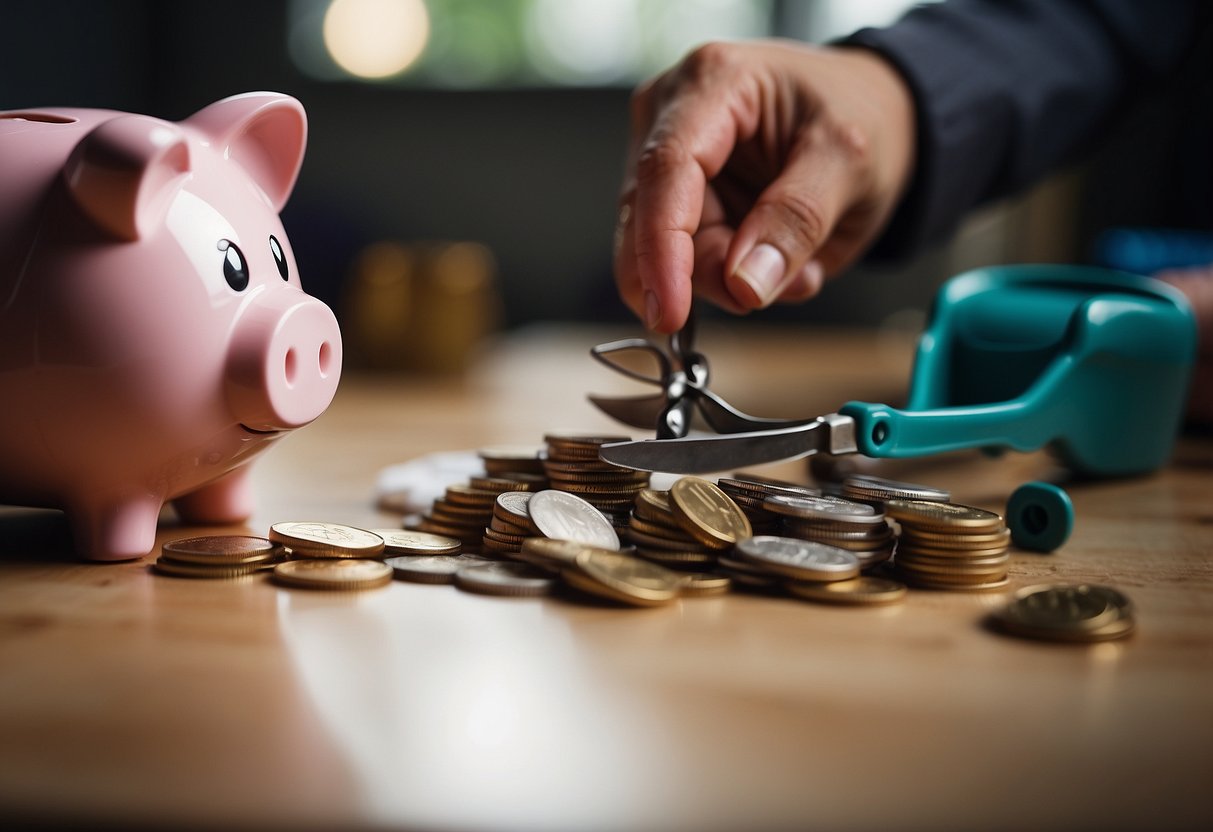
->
xmin=588 ymin=393 xmax=668 ymax=430
xmin=599 ymin=415 xmax=857 ymax=474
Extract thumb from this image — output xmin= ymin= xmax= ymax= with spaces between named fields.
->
xmin=723 ymin=123 xmax=864 ymax=309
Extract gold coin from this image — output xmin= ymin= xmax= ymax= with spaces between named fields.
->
xmin=469 ymin=474 xmax=546 ymax=493
xmin=268 ymin=522 xmax=386 ymax=557
xmin=677 ymin=572 xmax=732 ymax=598
xmin=898 ymin=527 xmax=1012 ymax=547
xmin=670 ymin=477 xmax=752 ymax=549
xmin=885 ymin=499 xmax=1004 ymax=531
xmin=625 ymin=526 xmax=709 ymax=553
xmin=272 ymin=559 xmax=392 ymax=591
xmin=635 ymin=489 xmax=672 ymax=515
xmin=897 ymin=542 xmax=1009 ymax=559
xmin=366 ymin=529 xmax=461 ymax=555
xmin=997 ymin=584 xmax=1131 ymax=637
xmin=153 ymin=559 xmax=264 ymax=579
xmin=633 ymin=547 xmax=717 ymax=567
xmin=570 ymin=548 xmax=681 ymax=606
xmin=786 ymin=575 xmax=907 ymax=605
xmin=627 ymin=515 xmax=693 ymax=541
xmin=897 ymin=570 xmax=1010 ymax=592
xmin=516 ymin=538 xmax=593 ymax=571
xmin=160 ymin=535 xmax=282 ymax=565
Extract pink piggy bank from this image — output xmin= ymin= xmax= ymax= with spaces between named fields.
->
xmin=0 ymin=92 xmax=342 ymax=560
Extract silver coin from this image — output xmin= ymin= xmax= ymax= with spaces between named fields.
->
xmin=495 ymin=491 xmax=533 ymax=520
xmin=734 ymin=535 xmax=860 ymax=582
xmin=386 ymin=554 xmax=492 ymax=584
xmin=527 ymin=490 xmax=620 ymax=550
xmin=842 ymin=474 xmax=950 ymax=503
xmin=763 ymin=494 xmax=877 ymax=521
xmin=454 ymin=562 xmax=554 ymax=597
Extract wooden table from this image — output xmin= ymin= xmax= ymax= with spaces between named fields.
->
xmin=1 ymin=324 xmax=1210 ymax=831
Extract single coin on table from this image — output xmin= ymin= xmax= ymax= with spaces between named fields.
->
xmin=454 ymin=562 xmax=555 ymax=597
xmin=669 ymin=477 xmax=752 ymax=549
xmin=160 ymin=535 xmax=283 ymax=565
xmin=268 ymin=521 xmax=386 ymax=558
xmin=994 ymin=583 xmax=1135 ymax=642
xmin=272 ymin=559 xmax=393 ymax=591
xmin=527 ymin=489 xmax=620 ymax=550
xmin=386 ymin=554 xmax=493 ymax=584
xmin=366 ymin=529 xmax=461 ymax=555
xmin=734 ymin=536 xmax=860 ymax=582
xmin=786 ymin=576 xmax=908 ymax=605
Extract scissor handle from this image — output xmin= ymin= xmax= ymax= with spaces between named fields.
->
xmin=842 ymin=265 xmax=1196 ymax=476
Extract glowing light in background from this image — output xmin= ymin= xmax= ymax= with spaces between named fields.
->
xmin=323 ymin=0 xmax=431 ymax=79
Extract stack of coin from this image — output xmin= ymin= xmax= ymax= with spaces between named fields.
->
xmin=477 ymin=445 xmax=546 ymax=478
xmin=542 ymin=433 xmax=650 ymax=532
xmin=885 ymin=499 xmax=1011 ymax=591
xmin=716 ymin=474 xmax=820 ymax=535
xmin=625 ymin=488 xmax=720 ymax=570
xmin=268 ymin=522 xmax=387 ymax=559
xmin=481 ymin=491 xmax=539 ymax=557
xmin=154 ymin=535 xmax=285 ymax=579
xmin=410 ymin=475 xmax=544 ymax=555
xmin=992 ymin=583 xmax=1135 ymax=642
xmin=841 ymin=474 xmax=950 ymax=507
xmin=763 ymin=494 xmax=896 ymax=569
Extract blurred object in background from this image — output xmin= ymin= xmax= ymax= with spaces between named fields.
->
xmin=1093 ymin=227 xmax=1213 ymax=276
xmin=343 ymin=240 xmax=501 ymax=374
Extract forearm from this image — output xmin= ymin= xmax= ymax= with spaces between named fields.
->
xmin=841 ymin=0 xmax=1207 ymax=258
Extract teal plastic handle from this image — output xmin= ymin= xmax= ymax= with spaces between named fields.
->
xmin=840 ymin=265 xmax=1196 ymax=476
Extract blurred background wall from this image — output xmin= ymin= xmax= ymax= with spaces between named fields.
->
xmin=1 ymin=0 xmax=1200 ymax=361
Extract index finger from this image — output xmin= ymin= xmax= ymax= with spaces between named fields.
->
xmin=627 ymin=56 xmax=760 ymax=332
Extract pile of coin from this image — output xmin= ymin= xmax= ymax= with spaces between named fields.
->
xmin=716 ymin=474 xmax=819 ymax=534
xmin=721 ymin=535 xmax=908 ymax=605
xmin=993 ymin=583 xmax=1135 ymax=642
xmin=763 ymin=494 xmax=896 ymax=569
xmin=885 ymin=499 xmax=1011 ymax=591
xmin=626 ymin=478 xmax=753 ymax=570
xmin=408 ymin=474 xmax=545 ymax=554
xmin=542 ymin=434 xmax=650 ymax=533
xmin=154 ymin=535 xmax=285 ymax=579
xmin=841 ymin=474 xmax=951 ymax=507
xmin=480 ymin=491 xmax=538 ymax=557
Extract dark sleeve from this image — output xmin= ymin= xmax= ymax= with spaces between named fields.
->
xmin=839 ymin=0 xmax=1207 ymax=258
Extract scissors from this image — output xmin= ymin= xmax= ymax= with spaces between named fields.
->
xmin=590 ymin=265 xmax=1196 ymax=478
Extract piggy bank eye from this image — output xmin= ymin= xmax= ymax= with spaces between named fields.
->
xmin=269 ymin=235 xmax=289 ymax=281
xmin=217 ymin=239 xmax=249 ymax=292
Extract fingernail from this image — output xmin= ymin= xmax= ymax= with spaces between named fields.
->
xmin=733 ymin=244 xmax=787 ymax=306
xmin=644 ymin=290 xmax=661 ymax=330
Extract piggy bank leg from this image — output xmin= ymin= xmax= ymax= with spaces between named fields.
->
xmin=173 ymin=467 xmax=254 ymax=525
xmin=70 ymin=496 xmax=162 ymax=561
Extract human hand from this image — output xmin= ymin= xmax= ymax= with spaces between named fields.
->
xmin=615 ymin=40 xmax=916 ymax=333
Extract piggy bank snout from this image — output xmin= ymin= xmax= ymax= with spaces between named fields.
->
xmin=226 ymin=291 xmax=342 ymax=431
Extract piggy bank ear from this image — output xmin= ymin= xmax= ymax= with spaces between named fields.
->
xmin=64 ymin=115 xmax=191 ymax=242
xmin=186 ymin=92 xmax=307 ymax=212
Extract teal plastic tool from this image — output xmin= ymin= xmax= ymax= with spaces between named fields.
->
xmin=597 ymin=265 xmax=1197 ymax=477
xmin=840 ymin=265 xmax=1196 ymax=476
